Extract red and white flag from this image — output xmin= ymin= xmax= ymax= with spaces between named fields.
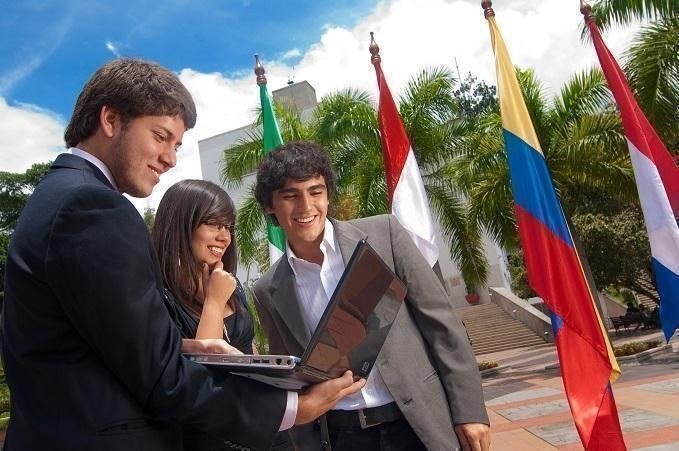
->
xmin=371 ymin=39 xmax=439 ymax=266
xmin=586 ymin=13 xmax=679 ymax=342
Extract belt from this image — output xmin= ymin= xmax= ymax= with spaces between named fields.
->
xmin=325 ymin=402 xmax=403 ymax=429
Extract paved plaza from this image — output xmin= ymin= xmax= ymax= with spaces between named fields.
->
xmin=481 ymin=331 xmax=679 ymax=450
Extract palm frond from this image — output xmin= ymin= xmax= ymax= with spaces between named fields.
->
xmin=235 ymin=191 xmax=266 ymax=269
xmin=551 ymin=68 xmax=611 ymax=129
xmin=426 ymin=184 xmax=488 ymax=289
xmin=220 ymin=130 xmax=265 ymax=188
xmin=625 ymin=18 xmax=679 ymax=147
xmin=591 ymin=0 xmax=678 ymax=32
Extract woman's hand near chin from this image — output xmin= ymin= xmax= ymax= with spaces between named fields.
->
xmin=202 ymin=260 xmax=237 ymax=308
xmin=195 ymin=261 xmax=237 ymax=340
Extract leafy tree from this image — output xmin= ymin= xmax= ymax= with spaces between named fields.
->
xmin=142 ymin=208 xmax=155 ymax=231
xmin=448 ymin=68 xmax=636 ymax=250
xmin=0 ymin=162 xmax=51 ymax=231
xmin=453 ymin=73 xmax=498 ymax=118
xmin=571 ymin=207 xmax=657 ymax=302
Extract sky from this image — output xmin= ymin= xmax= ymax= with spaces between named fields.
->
xmin=0 ymin=0 xmax=642 ymax=212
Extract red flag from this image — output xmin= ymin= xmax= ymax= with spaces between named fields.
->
xmin=370 ymin=34 xmax=439 ymax=266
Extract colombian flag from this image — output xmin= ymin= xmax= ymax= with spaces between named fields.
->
xmin=584 ymin=10 xmax=679 ymax=342
xmin=483 ymin=7 xmax=626 ymax=450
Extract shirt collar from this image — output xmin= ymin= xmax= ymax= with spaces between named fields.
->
xmin=286 ymin=219 xmax=337 ymax=271
xmin=69 ymin=147 xmax=119 ymax=191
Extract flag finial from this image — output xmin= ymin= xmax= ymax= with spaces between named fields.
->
xmin=254 ymin=54 xmax=267 ymax=86
xmin=481 ymin=0 xmax=495 ymax=19
xmin=369 ymin=32 xmax=381 ymax=65
xmin=579 ymin=0 xmax=595 ymax=23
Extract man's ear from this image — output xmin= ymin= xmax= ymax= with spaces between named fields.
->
xmin=99 ymin=105 xmax=121 ymax=139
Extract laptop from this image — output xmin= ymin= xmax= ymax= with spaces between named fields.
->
xmin=184 ymin=239 xmax=407 ymax=390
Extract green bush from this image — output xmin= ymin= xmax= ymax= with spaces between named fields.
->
xmin=478 ymin=361 xmax=499 ymax=371
xmin=0 ymin=362 xmax=9 ymax=430
xmin=613 ymin=340 xmax=660 ymax=357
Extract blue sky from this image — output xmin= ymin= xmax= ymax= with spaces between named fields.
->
xmin=0 ymin=0 xmax=639 ymax=212
xmin=1 ymin=0 xmax=378 ymax=121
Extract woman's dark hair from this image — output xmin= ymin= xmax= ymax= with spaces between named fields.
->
xmin=64 ymin=58 xmax=197 ymax=148
xmin=152 ymin=180 xmax=237 ymax=315
xmin=254 ymin=141 xmax=337 ymax=211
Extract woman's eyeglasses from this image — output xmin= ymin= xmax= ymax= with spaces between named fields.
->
xmin=203 ymin=221 xmax=236 ymax=235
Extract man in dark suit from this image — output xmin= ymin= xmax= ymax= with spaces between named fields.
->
xmin=1 ymin=59 xmax=363 ymax=451
xmin=253 ymin=141 xmax=490 ymax=451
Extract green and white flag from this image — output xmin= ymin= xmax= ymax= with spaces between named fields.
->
xmin=259 ymin=83 xmax=286 ymax=264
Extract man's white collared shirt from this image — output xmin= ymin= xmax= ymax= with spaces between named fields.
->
xmin=287 ymin=219 xmax=395 ymax=410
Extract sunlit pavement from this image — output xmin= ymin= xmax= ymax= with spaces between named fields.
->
xmin=481 ymin=331 xmax=679 ymax=450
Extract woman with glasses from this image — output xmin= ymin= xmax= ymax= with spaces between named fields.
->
xmin=152 ymin=179 xmax=255 ymax=355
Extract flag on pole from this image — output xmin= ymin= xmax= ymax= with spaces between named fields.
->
xmin=254 ymin=55 xmax=286 ymax=264
xmin=583 ymin=2 xmax=679 ymax=342
xmin=481 ymin=3 xmax=625 ymax=449
xmin=369 ymin=33 xmax=439 ymax=266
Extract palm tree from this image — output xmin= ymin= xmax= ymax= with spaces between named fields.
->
xmin=220 ymin=101 xmax=316 ymax=272
xmin=587 ymin=0 xmax=679 ymax=151
xmin=447 ymin=67 xmax=636 ymax=250
xmin=313 ymin=67 xmax=488 ymax=292
xmin=221 ymin=68 xmax=489 ymax=291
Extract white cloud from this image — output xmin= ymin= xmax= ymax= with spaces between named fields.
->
xmin=137 ymin=0 xmax=638 ymax=213
xmin=280 ymin=48 xmax=302 ymax=60
xmin=0 ymin=98 xmax=65 ymax=172
xmin=4 ymin=0 xmax=641 ymax=214
xmin=105 ymin=41 xmax=121 ymax=57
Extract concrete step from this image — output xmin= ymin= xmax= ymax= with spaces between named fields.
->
xmin=457 ymin=303 xmax=548 ymax=356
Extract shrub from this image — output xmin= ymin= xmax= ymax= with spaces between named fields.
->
xmin=613 ymin=340 xmax=660 ymax=357
xmin=478 ymin=361 xmax=499 ymax=371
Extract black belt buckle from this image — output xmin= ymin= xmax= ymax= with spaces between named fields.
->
xmin=358 ymin=409 xmax=383 ymax=429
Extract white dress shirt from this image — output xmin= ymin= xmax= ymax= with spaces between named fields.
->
xmin=67 ymin=149 xmax=298 ymax=431
xmin=287 ymin=219 xmax=395 ymax=410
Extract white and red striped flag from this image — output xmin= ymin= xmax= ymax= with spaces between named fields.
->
xmin=369 ymin=33 xmax=439 ymax=266
xmin=584 ymin=4 xmax=679 ymax=341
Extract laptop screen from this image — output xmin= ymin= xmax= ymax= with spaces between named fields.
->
xmin=303 ymin=240 xmax=406 ymax=379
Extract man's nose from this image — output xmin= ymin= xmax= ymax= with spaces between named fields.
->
xmin=160 ymin=146 xmax=177 ymax=169
xmin=298 ymin=193 xmax=312 ymax=210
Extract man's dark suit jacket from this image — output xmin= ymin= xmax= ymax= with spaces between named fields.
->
xmin=1 ymin=154 xmax=286 ymax=451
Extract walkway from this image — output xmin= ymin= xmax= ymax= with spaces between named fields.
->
xmin=482 ymin=331 xmax=679 ymax=450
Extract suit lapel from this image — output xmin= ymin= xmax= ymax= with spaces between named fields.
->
xmin=331 ymin=218 xmax=368 ymax=265
xmin=269 ymin=258 xmax=312 ymax=354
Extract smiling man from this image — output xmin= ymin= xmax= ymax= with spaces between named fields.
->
xmin=1 ymin=59 xmax=363 ymax=451
xmin=253 ymin=141 xmax=491 ymax=451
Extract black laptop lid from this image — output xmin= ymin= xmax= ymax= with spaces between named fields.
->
xmin=302 ymin=240 xmax=406 ymax=379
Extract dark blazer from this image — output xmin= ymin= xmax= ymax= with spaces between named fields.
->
xmin=254 ymin=215 xmax=488 ymax=451
xmin=1 ymin=154 xmax=286 ymax=451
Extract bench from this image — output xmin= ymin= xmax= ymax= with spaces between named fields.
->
xmin=609 ymin=313 xmax=643 ymax=333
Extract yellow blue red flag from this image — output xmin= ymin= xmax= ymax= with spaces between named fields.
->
xmin=482 ymin=3 xmax=625 ymax=449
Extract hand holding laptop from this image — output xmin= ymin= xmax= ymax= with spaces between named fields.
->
xmin=295 ymin=370 xmax=366 ymax=425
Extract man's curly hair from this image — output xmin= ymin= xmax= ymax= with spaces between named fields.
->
xmin=254 ymin=141 xmax=337 ymax=211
